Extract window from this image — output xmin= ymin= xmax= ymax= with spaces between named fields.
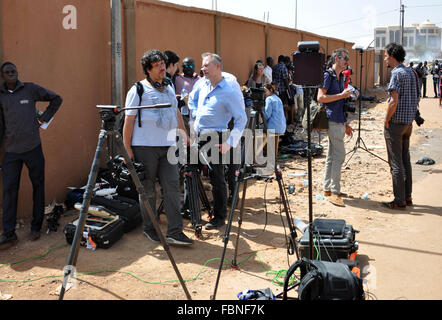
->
xmin=382 ymin=37 xmax=386 ymax=47
xmin=389 ymin=30 xmax=394 ymax=42
xmin=404 ymin=29 xmax=414 ymax=34
xmin=409 ymin=37 xmax=414 ymax=47
xmin=403 ymin=37 xmax=408 ymax=47
xmin=428 ymin=36 xmax=439 ymax=48
xmin=376 ymin=30 xmax=386 ymax=35
xmin=376 ymin=37 xmax=380 ymax=48
xmin=420 ymin=29 xmax=427 ymax=34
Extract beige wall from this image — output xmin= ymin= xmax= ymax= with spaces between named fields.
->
xmin=0 ymin=0 xmax=379 ymax=220
xmin=1 ymin=0 xmax=111 ymax=217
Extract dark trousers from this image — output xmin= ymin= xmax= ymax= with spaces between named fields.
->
xmin=132 ymin=146 xmax=183 ymax=236
xmin=199 ymin=132 xmax=228 ymax=221
xmin=2 ymin=144 xmax=45 ymax=235
xmin=421 ymin=77 xmax=427 ymax=97
xmin=384 ymin=123 xmax=413 ymax=204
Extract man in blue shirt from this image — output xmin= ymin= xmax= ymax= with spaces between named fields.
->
xmin=382 ymin=43 xmax=419 ymax=210
xmin=317 ymin=48 xmax=353 ymax=207
xmin=193 ymin=53 xmax=247 ymax=229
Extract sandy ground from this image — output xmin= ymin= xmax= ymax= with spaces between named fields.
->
xmin=1 ymin=80 xmax=441 ymax=301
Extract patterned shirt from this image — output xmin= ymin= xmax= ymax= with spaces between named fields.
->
xmin=272 ymin=62 xmax=289 ymax=93
xmin=387 ymin=64 xmax=419 ymax=124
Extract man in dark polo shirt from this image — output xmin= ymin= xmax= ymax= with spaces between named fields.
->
xmin=382 ymin=43 xmax=419 ymax=209
xmin=317 ymin=48 xmax=353 ymax=207
xmin=0 ymin=62 xmax=62 ymax=249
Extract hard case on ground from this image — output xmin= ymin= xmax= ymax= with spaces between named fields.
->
xmin=90 ymin=195 xmax=142 ymax=233
xmin=298 ymin=219 xmax=358 ymax=262
xmin=63 ymin=213 xmax=125 ymax=249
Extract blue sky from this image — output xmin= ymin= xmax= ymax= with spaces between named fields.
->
xmin=160 ymin=0 xmax=442 ymax=46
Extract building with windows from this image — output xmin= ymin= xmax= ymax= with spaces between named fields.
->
xmin=374 ymin=20 xmax=441 ymax=59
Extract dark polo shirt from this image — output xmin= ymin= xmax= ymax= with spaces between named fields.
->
xmin=0 ymin=81 xmax=62 ymax=153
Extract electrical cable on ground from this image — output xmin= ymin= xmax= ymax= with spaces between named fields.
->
xmin=0 ymin=243 xmax=298 ymax=287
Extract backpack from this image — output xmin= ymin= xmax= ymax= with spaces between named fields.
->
xmin=118 ymin=81 xmax=144 ymax=134
xmin=301 ymin=69 xmax=335 ymax=131
xmin=282 ymin=258 xmax=365 ymax=300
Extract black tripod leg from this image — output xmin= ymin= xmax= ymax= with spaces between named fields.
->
xmin=185 ymin=169 xmax=202 ymax=238
xmin=59 ymin=130 xmax=108 ymax=300
xmin=210 ymin=171 xmax=245 ymax=300
xmin=275 ymin=169 xmax=299 ymax=260
xmin=113 ymin=133 xmax=192 ymax=300
xmin=231 ymin=178 xmax=248 ymax=267
xmin=198 ymin=173 xmax=212 ymax=217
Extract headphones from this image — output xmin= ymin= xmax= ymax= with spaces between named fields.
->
xmin=146 ymin=74 xmax=172 ymax=89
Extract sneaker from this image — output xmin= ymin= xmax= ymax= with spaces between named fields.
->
xmin=166 ymin=232 xmax=194 ymax=246
xmin=205 ymin=218 xmax=225 ymax=230
xmin=328 ymin=194 xmax=345 ymax=207
xmin=0 ymin=232 xmax=18 ymax=249
xmin=143 ymin=229 xmax=160 ymax=244
xmin=31 ymin=230 xmax=40 ymax=241
xmin=382 ymin=200 xmax=406 ymax=210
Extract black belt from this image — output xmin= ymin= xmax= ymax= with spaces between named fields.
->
xmin=389 ymin=119 xmax=408 ymax=125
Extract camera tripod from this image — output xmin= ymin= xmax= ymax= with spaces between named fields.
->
xmin=345 ymin=49 xmax=387 ymax=166
xmin=180 ymin=154 xmax=213 ymax=238
xmin=210 ymin=122 xmax=299 ymax=300
xmin=59 ymin=104 xmax=192 ymax=300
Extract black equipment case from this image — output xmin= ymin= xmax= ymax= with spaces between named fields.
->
xmin=91 ymin=195 xmax=142 ymax=233
xmin=63 ymin=212 xmax=125 ymax=249
xmin=298 ymin=219 xmax=358 ymax=262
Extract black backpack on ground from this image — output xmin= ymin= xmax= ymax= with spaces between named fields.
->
xmin=283 ymin=257 xmax=364 ymax=300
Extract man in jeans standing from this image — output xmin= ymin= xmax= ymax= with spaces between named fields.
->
xmin=382 ymin=43 xmax=419 ymax=209
xmin=317 ymin=48 xmax=354 ymax=207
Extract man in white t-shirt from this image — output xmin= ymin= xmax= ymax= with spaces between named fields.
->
xmin=123 ymin=49 xmax=193 ymax=246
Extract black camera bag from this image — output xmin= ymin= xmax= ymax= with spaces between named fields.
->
xmin=91 ymin=195 xmax=142 ymax=233
xmin=283 ymin=258 xmax=364 ymax=300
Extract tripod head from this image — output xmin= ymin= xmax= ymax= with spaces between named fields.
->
xmin=96 ymin=104 xmax=172 ymax=131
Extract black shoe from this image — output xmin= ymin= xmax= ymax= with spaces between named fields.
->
xmin=166 ymin=232 xmax=194 ymax=246
xmin=381 ymin=200 xmax=406 ymax=210
xmin=205 ymin=219 xmax=225 ymax=230
xmin=0 ymin=232 xmax=18 ymax=249
xmin=406 ymin=197 xmax=413 ymax=206
xmin=181 ymin=209 xmax=191 ymax=220
xmin=143 ymin=229 xmax=160 ymax=244
xmin=31 ymin=230 xmax=40 ymax=241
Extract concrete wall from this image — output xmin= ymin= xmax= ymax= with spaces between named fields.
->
xmin=0 ymin=0 xmax=379 ymax=221
xmin=1 ymin=0 xmax=111 ymax=218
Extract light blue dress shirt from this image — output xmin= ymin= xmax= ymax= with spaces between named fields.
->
xmin=264 ymin=94 xmax=286 ymax=134
xmin=192 ymin=77 xmax=247 ymax=148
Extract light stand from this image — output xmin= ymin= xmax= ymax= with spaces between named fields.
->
xmin=59 ymin=105 xmax=192 ymax=300
xmin=345 ymin=48 xmax=387 ymax=166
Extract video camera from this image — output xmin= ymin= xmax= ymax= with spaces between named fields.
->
xmin=242 ymin=87 xmax=266 ymax=110
xmin=343 ymin=85 xmax=359 ymax=114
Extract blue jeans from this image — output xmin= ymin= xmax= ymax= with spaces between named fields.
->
xmin=2 ymin=144 xmax=45 ymax=235
xmin=433 ymin=77 xmax=440 ymax=97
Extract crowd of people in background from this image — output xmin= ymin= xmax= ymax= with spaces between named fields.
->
xmin=410 ymin=59 xmax=441 ymax=106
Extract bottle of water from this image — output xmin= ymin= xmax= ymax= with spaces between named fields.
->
xmin=180 ymin=85 xmax=189 ymax=116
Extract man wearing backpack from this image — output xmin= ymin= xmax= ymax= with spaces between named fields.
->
xmin=317 ymin=48 xmax=354 ymax=207
xmin=122 ymin=49 xmax=193 ymax=246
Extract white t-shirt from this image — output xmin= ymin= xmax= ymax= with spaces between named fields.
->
xmin=125 ymin=79 xmax=178 ymax=146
